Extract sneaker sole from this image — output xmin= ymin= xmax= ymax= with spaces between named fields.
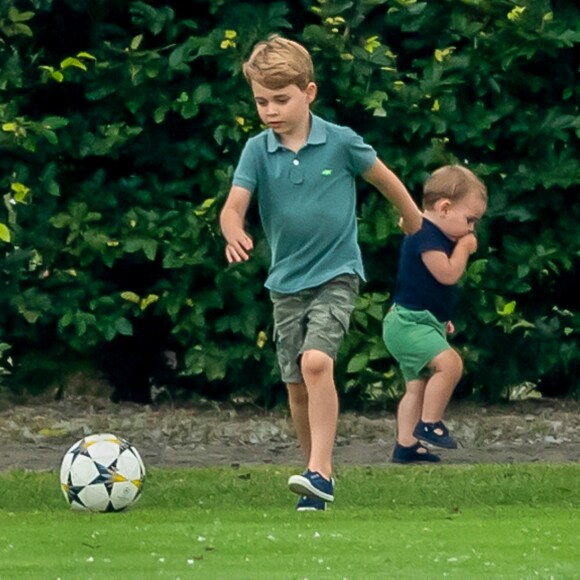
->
xmin=288 ymin=475 xmax=334 ymax=502
xmin=296 ymin=506 xmax=327 ymax=512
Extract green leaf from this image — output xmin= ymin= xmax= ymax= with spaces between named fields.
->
xmin=192 ymin=83 xmax=212 ymax=105
xmin=76 ymin=51 xmax=97 ymax=60
xmin=41 ymin=130 xmax=58 ymax=144
xmin=11 ymin=182 xmax=31 ymax=203
xmin=121 ymin=291 xmax=141 ymax=304
xmin=194 ymin=197 xmax=215 ymax=216
xmin=130 ymin=35 xmax=144 ymax=50
xmin=0 ymin=223 xmax=11 ymax=243
xmin=347 ymin=353 xmax=369 ymax=373
xmin=142 ymin=239 xmax=158 ymax=261
xmin=517 ymin=264 xmax=530 ymax=279
xmin=153 ymin=105 xmax=169 ymax=124
xmin=11 ymin=23 xmax=33 ymax=37
xmin=180 ymin=99 xmax=199 ymax=120
xmin=497 ymin=301 xmax=516 ymax=317
xmin=60 ymin=57 xmax=87 ymax=71
xmin=115 ymin=318 xmax=133 ymax=336
xmin=42 ymin=116 xmax=69 ymax=130
xmin=140 ymin=294 xmax=159 ymax=311
xmin=8 ymin=8 xmax=34 ymax=22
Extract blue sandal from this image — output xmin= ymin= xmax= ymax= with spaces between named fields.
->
xmin=392 ymin=441 xmax=441 ymax=464
xmin=413 ymin=420 xmax=458 ymax=449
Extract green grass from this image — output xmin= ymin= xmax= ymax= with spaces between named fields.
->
xmin=1 ymin=464 xmax=580 ymax=579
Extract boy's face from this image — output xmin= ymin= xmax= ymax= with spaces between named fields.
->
xmin=250 ymin=81 xmax=316 ymax=138
xmin=433 ymin=191 xmax=487 ymax=242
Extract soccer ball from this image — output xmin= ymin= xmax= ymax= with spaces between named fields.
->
xmin=59 ymin=433 xmax=146 ymax=512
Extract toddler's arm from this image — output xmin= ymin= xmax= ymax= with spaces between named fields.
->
xmin=220 ymin=185 xmax=254 ymax=263
xmin=362 ymin=159 xmax=422 ymax=234
xmin=422 ymin=234 xmax=477 ymax=285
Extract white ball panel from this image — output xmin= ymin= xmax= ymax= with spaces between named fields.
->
xmin=69 ymin=454 xmax=100 ymax=486
xmin=78 ymin=484 xmax=111 ymax=512
xmin=86 ymin=440 xmax=120 ymax=467
xmin=116 ymin=449 xmax=143 ymax=480
xmin=109 ymin=482 xmax=139 ymax=511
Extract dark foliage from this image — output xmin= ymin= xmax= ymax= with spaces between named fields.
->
xmin=0 ymin=0 xmax=578 ymax=407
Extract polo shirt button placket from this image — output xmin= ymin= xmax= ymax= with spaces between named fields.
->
xmin=290 ymin=158 xmax=304 ymax=184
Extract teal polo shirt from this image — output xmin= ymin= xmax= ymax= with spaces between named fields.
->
xmin=233 ymin=114 xmax=377 ymax=293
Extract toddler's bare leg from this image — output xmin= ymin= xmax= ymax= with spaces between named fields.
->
xmin=396 ymin=379 xmax=427 ymax=446
xmin=422 ymin=348 xmax=463 ymax=422
xmin=287 ymin=382 xmax=311 ymax=464
xmin=300 ymin=349 xmax=337 ymax=480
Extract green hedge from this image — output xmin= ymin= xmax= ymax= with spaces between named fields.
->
xmin=0 ymin=0 xmax=579 ymax=405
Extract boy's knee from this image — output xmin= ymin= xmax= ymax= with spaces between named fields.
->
xmin=431 ymin=348 xmax=463 ymax=378
xmin=301 ymin=350 xmax=333 ymax=380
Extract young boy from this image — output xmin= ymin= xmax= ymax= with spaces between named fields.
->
xmin=382 ymin=165 xmax=487 ymax=463
xmin=220 ymin=35 xmax=422 ymax=509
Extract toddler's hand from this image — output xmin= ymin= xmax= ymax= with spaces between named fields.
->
xmin=459 ymin=233 xmax=478 ymax=254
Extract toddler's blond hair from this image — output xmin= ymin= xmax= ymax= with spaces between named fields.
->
xmin=243 ymin=35 xmax=314 ymax=90
xmin=423 ymin=165 xmax=487 ymax=210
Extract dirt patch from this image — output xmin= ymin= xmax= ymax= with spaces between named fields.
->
xmin=0 ymin=396 xmax=579 ymax=472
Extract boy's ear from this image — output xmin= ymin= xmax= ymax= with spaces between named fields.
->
xmin=305 ymin=82 xmax=317 ymax=103
xmin=434 ymin=198 xmax=452 ymax=215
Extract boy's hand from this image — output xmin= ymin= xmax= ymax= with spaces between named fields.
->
xmin=458 ymin=233 xmax=478 ymax=254
xmin=225 ymin=232 xmax=254 ymax=263
xmin=398 ymin=213 xmax=423 ymax=235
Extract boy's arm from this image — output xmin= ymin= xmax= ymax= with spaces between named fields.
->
xmin=219 ymin=185 xmax=254 ymax=263
xmin=422 ymin=234 xmax=478 ymax=285
xmin=362 ymin=159 xmax=422 ymax=235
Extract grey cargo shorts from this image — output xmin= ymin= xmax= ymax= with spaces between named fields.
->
xmin=270 ymin=274 xmax=359 ymax=383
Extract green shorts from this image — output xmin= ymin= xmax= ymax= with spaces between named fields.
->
xmin=270 ymin=274 xmax=359 ymax=384
xmin=382 ymin=304 xmax=450 ymax=382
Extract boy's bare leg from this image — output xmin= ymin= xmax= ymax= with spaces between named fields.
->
xmin=396 ymin=379 xmax=426 ymax=446
xmin=287 ymin=382 xmax=311 ymax=463
xmin=300 ymin=349 xmax=337 ymax=480
xmin=422 ymin=348 xmax=463 ymax=423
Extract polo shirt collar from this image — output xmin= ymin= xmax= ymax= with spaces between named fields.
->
xmin=266 ymin=114 xmax=327 ymax=152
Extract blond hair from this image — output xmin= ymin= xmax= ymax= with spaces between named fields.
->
xmin=242 ymin=35 xmax=314 ymax=90
xmin=423 ymin=165 xmax=487 ymax=210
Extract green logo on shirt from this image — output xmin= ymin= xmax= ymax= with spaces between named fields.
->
xmin=321 ymin=169 xmax=332 ymax=176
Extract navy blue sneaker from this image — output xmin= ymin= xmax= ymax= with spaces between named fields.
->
xmin=391 ymin=441 xmax=441 ymax=464
xmin=413 ymin=420 xmax=458 ymax=449
xmin=288 ymin=470 xmax=334 ymax=502
xmin=296 ymin=495 xmax=327 ymax=511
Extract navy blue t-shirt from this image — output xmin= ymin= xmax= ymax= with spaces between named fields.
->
xmin=392 ymin=218 xmax=457 ymax=322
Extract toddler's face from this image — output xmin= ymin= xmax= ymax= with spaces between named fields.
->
xmin=438 ymin=191 xmax=487 ymax=242
xmin=250 ymin=81 xmax=316 ymax=137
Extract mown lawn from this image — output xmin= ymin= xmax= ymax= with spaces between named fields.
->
xmin=1 ymin=464 xmax=579 ymax=579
